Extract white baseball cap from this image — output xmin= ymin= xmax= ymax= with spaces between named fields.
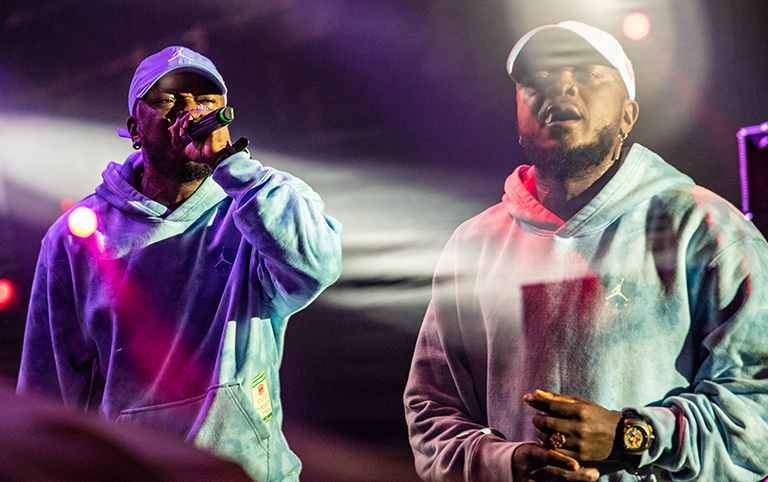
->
xmin=506 ymin=21 xmax=635 ymax=100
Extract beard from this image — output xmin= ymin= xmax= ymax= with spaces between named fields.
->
xmin=148 ymin=153 xmax=213 ymax=183
xmin=141 ymin=136 xmax=213 ymax=183
xmin=521 ymin=123 xmax=618 ymax=182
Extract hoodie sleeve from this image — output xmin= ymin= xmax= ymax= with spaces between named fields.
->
xmin=404 ymin=234 xmax=520 ymax=482
xmin=17 ymin=241 xmax=98 ymax=407
xmin=212 ymin=151 xmax=342 ymax=317
xmin=637 ymin=232 xmax=768 ymax=481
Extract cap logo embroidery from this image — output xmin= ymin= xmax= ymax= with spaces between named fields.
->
xmin=168 ymin=47 xmax=194 ymax=66
xmin=625 ymin=58 xmax=635 ymax=86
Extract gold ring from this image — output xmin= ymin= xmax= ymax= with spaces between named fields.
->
xmin=549 ymin=432 xmax=566 ymax=450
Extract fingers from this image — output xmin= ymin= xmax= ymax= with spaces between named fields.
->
xmin=535 ymin=428 xmax=562 ymax=445
xmin=524 ymin=391 xmax=622 ymax=465
xmin=167 ymin=110 xmax=230 ymax=164
xmin=524 ymin=391 xmax=585 ymax=419
xmin=167 ymin=113 xmax=189 ymax=149
xmin=515 ymin=442 xmax=579 ymax=471
xmin=528 ymin=446 xmax=599 ymax=481
xmin=535 ymin=390 xmax=578 ymax=402
xmin=532 ymin=412 xmax=568 ymax=431
xmin=535 ymin=428 xmax=580 ymax=460
xmin=183 ymin=125 xmax=231 ymax=164
xmin=528 ymin=465 xmax=600 ymax=482
xmin=541 ymin=445 xmax=579 ymax=469
xmin=173 ymin=110 xmax=205 ymax=143
xmin=524 ymin=390 xmax=579 ymax=406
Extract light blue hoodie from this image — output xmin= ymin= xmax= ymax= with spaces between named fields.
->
xmin=18 ymin=150 xmax=343 ymax=481
xmin=404 ymin=144 xmax=768 ymax=481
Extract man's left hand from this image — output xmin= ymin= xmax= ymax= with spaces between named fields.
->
xmin=524 ymin=390 xmax=622 ymax=462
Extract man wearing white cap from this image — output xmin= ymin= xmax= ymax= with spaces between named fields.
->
xmin=17 ymin=46 xmax=343 ymax=481
xmin=404 ymin=21 xmax=768 ymax=481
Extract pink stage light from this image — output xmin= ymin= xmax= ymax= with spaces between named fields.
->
xmin=0 ymin=279 xmax=14 ymax=311
xmin=623 ymin=12 xmax=651 ymax=41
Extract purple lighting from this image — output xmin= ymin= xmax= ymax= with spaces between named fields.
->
xmin=737 ymin=121 xmax=768 ymax=231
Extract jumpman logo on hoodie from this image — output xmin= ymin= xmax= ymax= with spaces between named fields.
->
xmin=215 ymin=249 xmax=233 ymax=269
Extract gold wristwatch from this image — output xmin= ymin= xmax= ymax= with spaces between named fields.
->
xmin=619 ymin=409 xmax=655 ymax=471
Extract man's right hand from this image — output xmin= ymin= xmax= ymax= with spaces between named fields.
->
xmin=513 ymin=443 xmax=600 ymax=482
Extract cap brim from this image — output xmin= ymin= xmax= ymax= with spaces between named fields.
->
xmin=135 ymin=65 xmax=227 ymax=100
xmin=508 ymin=27 xmax=611 ymax=82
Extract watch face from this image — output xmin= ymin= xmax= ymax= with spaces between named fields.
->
xmin=624 ymin=425 xmax=648 ymax=451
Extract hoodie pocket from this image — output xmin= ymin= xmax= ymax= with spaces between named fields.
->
xmin=116 ymin=383 xmax=276 ymax=481
xmin=188 ymin=381 xmax=303 ymax=482
xmin=116 ymin=392 xmax=209 ymax=438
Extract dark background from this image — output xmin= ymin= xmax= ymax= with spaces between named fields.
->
xmin=1 ymin=1 xmax=767 ymax=480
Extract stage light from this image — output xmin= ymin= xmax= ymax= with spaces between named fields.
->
xmin=0 ymin=279 xmax=14 ymax=311
xmin=68 ymin=206 xmax=98 ymax=238
xmin=60 ymin=198 xmax=74 ymax=212
xmin=623 ymin=12 xmax=651 ymax=41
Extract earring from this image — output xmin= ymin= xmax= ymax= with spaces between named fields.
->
xmin=132 ymin=140 xmax=141 ymax=150
xmin=614 ymin=132 xmax=628 ymax=161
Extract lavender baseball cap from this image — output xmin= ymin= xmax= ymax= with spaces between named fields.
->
xmin=127 ymin=46 xmax=227 ymax=115
xmin=506 ymin=21 xmax=635 ymax=100
xmin=118 ymin=46 xmax=227 ymax=138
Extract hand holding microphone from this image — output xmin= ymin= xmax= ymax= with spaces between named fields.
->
xmin=180 ymin=106 xmax=234 ymax=144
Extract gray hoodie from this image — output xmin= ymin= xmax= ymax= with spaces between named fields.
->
xmin=405 ymin=144 xmax=768 ymax=481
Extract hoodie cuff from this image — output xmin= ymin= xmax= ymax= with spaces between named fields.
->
xmin=213 ymin=136 xmax=250 ymax=168
xmin=211 ymin=150 xmax=272 ymax=201
xmin=467 ymin=434 xmax=521 ymax=482
xmin=633 ymin=406 xmax=679 ymax=470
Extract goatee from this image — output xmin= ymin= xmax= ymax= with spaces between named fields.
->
xmin=155 ymin=160 xmax=212 ymax=183
xmin=522 ymin=124 xmax=617 ymax=181
xmin=146 ymin=152 xmax=213 ymax=183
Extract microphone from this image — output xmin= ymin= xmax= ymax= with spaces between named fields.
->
xmin=180 ymin=106 xmax=234 ymax=144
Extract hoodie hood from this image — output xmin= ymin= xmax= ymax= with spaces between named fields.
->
xmin=503 ymin=143 xmax=694 ymax=236
xmin=95 ymin=152 xmax=227 ymax=222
